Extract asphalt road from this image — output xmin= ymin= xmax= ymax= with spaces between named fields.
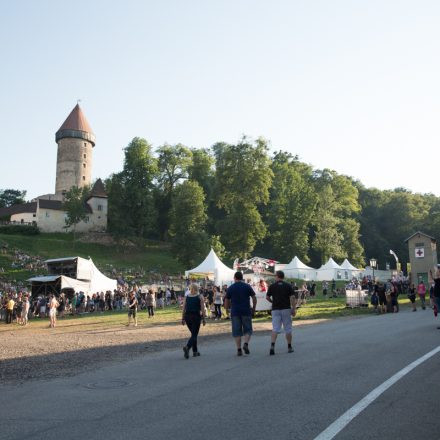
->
xmin=2 ymin=309 xmax=439 ymax=440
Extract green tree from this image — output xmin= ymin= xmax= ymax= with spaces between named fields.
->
xmin=312 ymin=184 xmax=344 ymax=263
xmin=265 ymin=151 xmax=317 ymax=262
xmin=339 ymin=218 xmax=365 ymax=266
xmin=156 ymin=144 xmax=193 ymax=239
xmin=63 ymin=186 xmax=90 ymax=239
xmin=169 ymin=180 xmax=208 ymax=266
xmin=213 ymin=137 xmax=273 ymax=258
xmin=209 ymin=235 xmax=226 ymax=259
xmin=107 ymin=137 xmax=158 ymax=238
xmin=0 ymin=189 xmax=26 ymax=208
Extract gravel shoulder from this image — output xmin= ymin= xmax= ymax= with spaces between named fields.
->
xmin=0 ymin=317 xmax=326 ymax=385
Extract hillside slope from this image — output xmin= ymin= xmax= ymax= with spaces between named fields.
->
xmin=0 ymin=233 xmax=184 ymax=283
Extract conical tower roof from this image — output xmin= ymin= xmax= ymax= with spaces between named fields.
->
xmin=87 ymin=179 xmax=107 ymax=199
xmin=55 ymin=104 xmax=96 ymax=146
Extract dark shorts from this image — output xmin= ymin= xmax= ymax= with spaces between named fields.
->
xmin=231 ymin=315 xmax=253 ymax=337
xmin=378 ymin=295 xmax=386 ymax=306
xmin=408 ymin=295 xmax=416 ymax=303
xmin=128 ymin=308 xmax=137 ymax=317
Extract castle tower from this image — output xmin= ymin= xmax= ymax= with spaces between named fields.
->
xmin=55 ymin=104 xmax=95 ymax=195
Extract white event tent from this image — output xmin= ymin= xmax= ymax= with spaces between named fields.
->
xmin=28 ymin=257 xmax=117 ymax=295
xmin=340 ymin=259 xmax=362 ymax=280
xmin=185 ymin=249 xmax=236 ymax=286
xmin=283 ymin=256 xmax=314 ymax=280
xmin=316 ymin=258 xmax=343 ymax=281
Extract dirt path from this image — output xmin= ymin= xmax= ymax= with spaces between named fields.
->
xmin=0 ymin=318 xmax=325 ymax=384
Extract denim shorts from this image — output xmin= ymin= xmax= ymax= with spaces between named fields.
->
xmin=271 ymin=309 xmax=293 ymax=334
xmin=231 ymin=315 xmax=253 ymax=337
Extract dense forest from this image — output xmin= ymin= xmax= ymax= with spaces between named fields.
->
xmin=104 ymin=137 xmax=440 ymax=270
xmin=2 ymin=137 xmax=439 ymax=270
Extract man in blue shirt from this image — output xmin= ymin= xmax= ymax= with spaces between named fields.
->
xmin=224 ymin=272 xmax=257 ymax=356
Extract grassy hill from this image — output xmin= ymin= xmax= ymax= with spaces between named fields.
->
xmin=0 ymin=233 xmax=184 ymax=283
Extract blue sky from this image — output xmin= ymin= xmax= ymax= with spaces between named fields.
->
xmin=1 ymin=0 xmax=440 ymax=199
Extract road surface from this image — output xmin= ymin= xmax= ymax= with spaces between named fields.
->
xmin=2 ymin=309 xmax=439 ymax=440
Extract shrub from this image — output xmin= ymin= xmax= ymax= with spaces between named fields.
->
xmin=0 ymin=224 xmax=40 ymax=235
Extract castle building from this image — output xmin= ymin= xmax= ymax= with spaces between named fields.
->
xmin=0 ymin=104 xmax=108 ymax=233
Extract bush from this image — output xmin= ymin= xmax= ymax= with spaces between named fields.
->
xmin=0 ymin=224 xmax=40 ymax=235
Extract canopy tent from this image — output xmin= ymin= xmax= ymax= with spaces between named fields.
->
xmin=28 ymin=257 xmax=116 ymax=296
xmin=340 ymin=259 xmax=363 ymax=280
xmin=283 ymin=256 xmax=314 ymax=280
xmin=316 ymin=258 xmax=343 ymax=281
xmin=185 ymin=249 xmax=235 ymax=286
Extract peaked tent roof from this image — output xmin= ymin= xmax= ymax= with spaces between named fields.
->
xmin=340 ymin=259 xmax=359 ymax=270
xmin=319 ymin=258 xmax=342 ymax=270
xmin=185 ymin=249 xmax=235 ymax=284
xmin=284 ymin=256 xmax=314 ymax=270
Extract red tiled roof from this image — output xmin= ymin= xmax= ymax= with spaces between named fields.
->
xmin=57 ymin=104 xmax=94 ymax=135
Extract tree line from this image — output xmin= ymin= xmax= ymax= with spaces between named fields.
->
xmin=104 ymin=137 xmax=440 ymax=270
xmin=2 ymin=137 xmax=439 ymax=270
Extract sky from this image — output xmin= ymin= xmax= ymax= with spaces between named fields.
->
xmin=1 ymin=0 xmax=440 ymax=199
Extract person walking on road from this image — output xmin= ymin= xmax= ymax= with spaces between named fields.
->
xmin=266 ymin=270 xmax=297 ymax=355
xmin=417 ymin=280 xmax=426 ymax=310
xmin=429 ymin=269 xmax=440 ymax=329
xmin=224 ymin=272 xmax=257 ymax=357
xmin=181 ymin=283 xmax=206 ymax=358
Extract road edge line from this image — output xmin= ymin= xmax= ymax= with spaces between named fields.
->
xmin=313 ymin=344 xmax=440 ymax=440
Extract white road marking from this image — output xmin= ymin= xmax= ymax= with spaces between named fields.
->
xmin=313 ymin=345 xmax=440 ymax=440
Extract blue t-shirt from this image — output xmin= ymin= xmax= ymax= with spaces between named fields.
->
xmin=226 ymin=281 xmax=256 ymax=317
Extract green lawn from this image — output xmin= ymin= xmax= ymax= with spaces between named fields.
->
xmin=2 ymin=294 xmax=409 ymax=333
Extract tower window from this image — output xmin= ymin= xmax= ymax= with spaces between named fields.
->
xmin=98 ymin=205 xmax=102 ymax=211
xmin=83 ymin=163 xmax=86 ymax=168
xmin=84 ymin=143 xmax=87 ymax=148
xmin=82 ymin=176 xmax=86 ymax=181
xmin=84 ymin=154 xmax=86 ymax=159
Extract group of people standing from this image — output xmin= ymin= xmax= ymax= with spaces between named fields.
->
xmin=181 ymin=270 xmax=297 ymax=358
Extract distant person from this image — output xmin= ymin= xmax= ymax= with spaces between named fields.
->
xmin=322 ymin=281 xmax=328 ymax=297
xmin=39 ymin=296 xmax=47 ymax=318
xmin=429 ymin=269 xmax=440 ymax=329
xmin=377 ymin=282 xmax=387 ymax=314
xmin=146 ymin=289 xmax=156 ymax=317
xmin=417 ymin=280 xmax=426 ymax=310
xmin=266 ymin=271 xmax=296 ymax=355
xmin=127 ymin=291 xmax=138 ymax=327
xmin=408 ymin=284 xmax=417 ymax=312
xmin=224 ymin=272 xmax=257 ymax=356
xmin=213 ymin=286 xmax=222 ymax=320
xmin=22 ymin=295 xmax=30 ymax=326
xmin=181 ymin=283 xmax=206 ymax=358
xmin=48 ymin=295 xmax=59 ymax=328
xmin=310 ymin=282 xmax=316 ymax=298
xmin=6 ymin=296 xmax=14 ymax=324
